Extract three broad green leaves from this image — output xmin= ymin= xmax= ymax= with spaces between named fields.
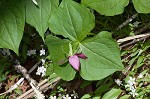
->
xmin=46 ymin=0 xmax=124 ymax=81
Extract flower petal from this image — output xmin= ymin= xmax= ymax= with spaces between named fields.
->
xmin=76 ymin=53 xmax=87 ymax=59
xmin=69 ymin=55 xmax=80 ymax=71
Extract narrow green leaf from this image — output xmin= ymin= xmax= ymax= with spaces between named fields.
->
xmin=45 ymin=35 xmax=76 ymax=81
xmin=0 ymin=0 xmax=25 ymax=54
xmin=49 ymin=0 xmax=95 ymax=41
xmin=80 ymin=31 xmax=124 ymax=80
xmin=26 ymin=0 xmax=59 ymax=40
xmin=132 ymin=0 xmax=150 ymax=13
xmin=81 ymin=0 xmax=129 ymax=16
xmin=101 ymin=88 xmax=122 ymax=99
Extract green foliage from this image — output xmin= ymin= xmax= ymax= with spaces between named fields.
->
xmin=80 ymin=31 xmax=124 ymax=80
xmin=81 ymin=0 xmax=129 ymax=16
xmin=46 ymin=0 xmax=124 ymax=81
xmin=0 ymin=0 xmax=25 ymax=54
xmin=132 ymin=0 xmax=150 ymax=13
xmin=49 ymin=0 xmax=95 ymax=42
xmin=26 ymin=0 xmax=59 ymax=40
xmin=0 ymin=0 xmax=150 ymax=99
xmin=45 ymin=35 xmax=76 ymax=81
xmin=101 ymin=88 xmax=122 ymax=99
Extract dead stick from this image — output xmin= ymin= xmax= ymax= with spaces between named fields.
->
xmin=16 ymin=77 xmax=61 ymax=99
xmin=16 ymin=79 xmax=49 ymax=99
xmin=120 ymin=36 xmax=149 ymax=49
xmin=117 ymin=33 xmax=150 ymax=44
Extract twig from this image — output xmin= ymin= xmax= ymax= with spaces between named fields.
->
xmin=17 ymin=77 xmax=61 ymax=99
xmin=120 ymin=36 xmax=150 ymax=49
xmin=24 ymin=77 xmax=61 ymax=99
xmin=16 ymin=79 xmax=48 ymax=99
xmin=0 ymin=78 xmax=24 ymax=96
xmin=117 ymin=33 xmax=150 ymax=44
xmin=116 ymin=13 xmax=138 ymax=31
xmin=28 ymin=61 xmax=41 ymax=73
xmin=0 ymin=61 xmax=41 ymax=96
xmin=14 ymin=65 xmax=38 ymax=84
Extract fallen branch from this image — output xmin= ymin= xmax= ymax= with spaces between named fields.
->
xmin=17 ymin=77 xmax=61 ymax=99
xmin=120 ymin=36 xmax=148 ymax=49
xmin=0 ymin=61 xmax=40 ymax=96
xmin=117 ymin=33 xmax=150 ymax=44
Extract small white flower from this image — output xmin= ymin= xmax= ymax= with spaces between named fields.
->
xmin=32 ymin=0 xmax=38 ymax=5
xmin=58 ymin=94 xmax=65 ymax=98
xmin=115 ymin=79 xmax=122 ymax=86
xmin=138 ymin=73 xmax=143 ymax=78
xmin=50 ymin=96 xmax=56 ymax=99
xmin=128 ymin=77 xmax=136 ymax=86
xmin=40 ymin=48 xmax=45 ymax=56
xmin=63 ymin=94 xmax=71 ymax=99
xmin=129 ymin=89 xmax=138 ymax=97
xmin=27 ymin=49 xmax=36 ymax=56
xmin=36 ymin=66 xmax=46 ymax=77
xmin=125 ymin=84 xmax=134 ymax=91
xmin=41 ymin=59 xmax=45 ymax=65
xmin=71 ymin=90 xmax=78 ymax=99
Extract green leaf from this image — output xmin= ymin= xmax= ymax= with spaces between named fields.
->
xmin=81 ymin=94 xmax=91 ymax=99
xmin=101 ymin=88 xmax=122 ymax=99
xmin=49 ymin=0 xmax=95 ymax=41
xmin=132 ymin=0 xmax=150 ymax=13
xmin=0 ymin=0 xmax=25 ymax=54
xmin=45 ymin=35 xmax=76 ymax=81
xmin=94 ymin=83 xmax=112 ymax=94
xmin=81 ymin=0 xmax=129 ymax=16
xmin=54 ymin=62 xmax=76 ymax=81
xmin=80 ymin=31 xmax=124 ymax=80
xmin=26 ymin=0 xmax=59 ymax=40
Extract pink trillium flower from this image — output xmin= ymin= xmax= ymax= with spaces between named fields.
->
xmin=69 ymin=53 xmax=87 ymax=71
xmin=69 ymin=55 xmax=80 ymax=71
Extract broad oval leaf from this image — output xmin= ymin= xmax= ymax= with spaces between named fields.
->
xmin=49 ymin=0 xmax=95 ymax=42
xmin=132 ymin=0 xmax=150 ymax=13
xmin=81 ymin=0 xmax=129 ymax=16
xmin=26 ymin=0 xmax=59 ymax=40
xmin=45 ymin=35 xmax=76 ymax=81
xmin=0 ymin=0 xmax=25 ymax=54
xmin=80 ymin=31 xmax=124 ymax=80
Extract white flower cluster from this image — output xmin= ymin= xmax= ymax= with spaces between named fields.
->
xmin=125 ymin=77 xmax=138 ymax=97
xmin=36 ymin=66 xmax=46 ymax=77
xmin=36 ymin=48 xmax=46 ymax=77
